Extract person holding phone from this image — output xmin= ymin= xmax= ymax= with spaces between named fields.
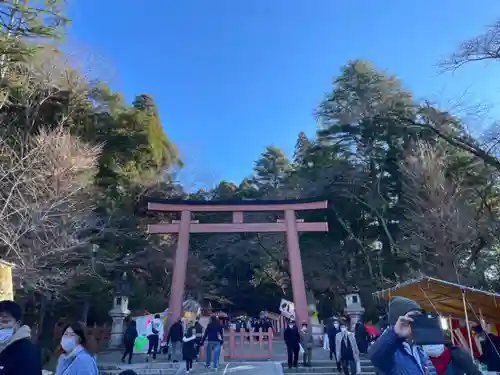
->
xmin=367 ymin=296 xmax=437 ymax=375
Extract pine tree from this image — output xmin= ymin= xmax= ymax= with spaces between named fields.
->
xmin=252 ymin=146 xmax=290 ymax=190
xmin=0 ymin=0 xmax=68 ymax=65
xmin=293 ymin=131 xmax=311 ymax=166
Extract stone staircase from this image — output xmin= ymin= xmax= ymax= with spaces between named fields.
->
xmin=99 ymin=362 xmax=182 ymax=375
xmin=282 ymin=359 xmax=375 ymax=375
xmin=99 ymin=361 xmax=283 ymax=375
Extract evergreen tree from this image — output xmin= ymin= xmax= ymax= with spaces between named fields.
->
xmin=293 ymin=131 xmax=311 ymax=166
xmin=252 ymin=146 xmax=290 ymax=191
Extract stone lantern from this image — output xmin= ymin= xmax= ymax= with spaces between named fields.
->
xmin=343 ymin=287 xmax=365 ymax=331
xmin=108 ymin=272 xmax=131 ymax=348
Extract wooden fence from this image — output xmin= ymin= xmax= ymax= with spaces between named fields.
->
xmin=199 ymin=328 xmax=273 ymax=360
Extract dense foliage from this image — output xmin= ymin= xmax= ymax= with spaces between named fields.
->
xmin=1 ymin=2 xmax=500 ymax=348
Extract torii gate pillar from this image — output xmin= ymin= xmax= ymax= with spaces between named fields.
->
xmin=167 ymin=210 xmax=191 ymax=325
xmin=147 ymin=198 xmax=328 ymax=332
xmin=284 ymin=209 xmax=308 ymax=325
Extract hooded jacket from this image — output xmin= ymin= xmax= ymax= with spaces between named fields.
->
xmin=368 ymin=328 xmax=437 ymax=375
xmin=146 ymin=318 xmax=163 ymax=338
xmin=0 ymin=325 xmax=41 ymax=375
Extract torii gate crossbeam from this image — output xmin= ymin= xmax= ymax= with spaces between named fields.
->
xmin=146 ymin=198 xmax=329 ymax=333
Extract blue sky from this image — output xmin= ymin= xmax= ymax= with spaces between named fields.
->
xmin=66 ymin=1 xmax=500 ymax=190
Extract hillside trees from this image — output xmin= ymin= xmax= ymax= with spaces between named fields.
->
xmin=211 ymin=59 xmax=500 ymax=317
xmin=0 ymin=0 xmax=184 ymax=332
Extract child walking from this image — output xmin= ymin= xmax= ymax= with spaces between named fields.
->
xmin=182 ymin=327 xmax=197 ymax=373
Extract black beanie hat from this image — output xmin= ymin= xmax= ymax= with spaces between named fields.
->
xmin=388 ymin=296 xmax=421 ymax=326
xmin=0 ymin=300 xmax=22 ymax=322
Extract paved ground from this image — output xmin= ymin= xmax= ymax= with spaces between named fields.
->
xmin=99 ymin=361 xmax=283 ymax=375
xmin=97 ymin=338 xmax=335 ymax=375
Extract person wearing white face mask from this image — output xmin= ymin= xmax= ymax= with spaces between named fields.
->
xmin=55 ymin=322 xmax=98 ymax=375
xmin=327 ymin=319 xmax=342 ymax=372
xmin=300 ymin=322 xmax=314 ymax=367
xmin=423 ymin=342 xmax=482 ymax=375
xmin=0 ymin=300 xmax=41 ymax=375
xmin=284 ymin=320 xmax=300 ymax=369
xmin=335 ymin=322 xmax=359 ymax=375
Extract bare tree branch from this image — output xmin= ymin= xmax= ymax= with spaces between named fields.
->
xmin=0 ymin=126 xmax=102 ymax=295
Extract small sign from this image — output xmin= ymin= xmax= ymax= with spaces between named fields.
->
xmin=280 ymin=298 xmax=295 ymax=320
xmin=0 ymin=262 xmax=13 ymax=301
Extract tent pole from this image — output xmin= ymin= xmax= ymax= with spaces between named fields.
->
xmin=479 ymin=308 xmax=485 ymax=330
xmin=448 ymin=316 xmax=454 ymax=345
xmin=461 ymin=289 xmax=474 ymax=359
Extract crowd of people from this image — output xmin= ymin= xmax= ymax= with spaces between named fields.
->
xmin=283 ymin=317 xmax=362 ymax=374
xmin=281 ymin=296 xmax=500 ymax=375
xmin=230 ymin=316 xmax=273 ymax=335
xmin=0 ymin=297 xmax=228 ymax=375
xmin=0 ymin=296 xmax=499 ymax=375
xmin=121 ymin=314 xmax=224 ymax=373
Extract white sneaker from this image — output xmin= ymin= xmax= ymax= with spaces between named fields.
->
xmin=186 ymin=370 xmax=190 ymax=374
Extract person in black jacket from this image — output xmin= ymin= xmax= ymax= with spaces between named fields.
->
xmin=183 ymin=327 xmax=197 ymax=373
xmin=284 ymin=320 xmax=301 ymax=369
xmin=473 ymin=325 xmax=500 ymax=372
xmin=167 ymin=319 xmax=184 ymax=363
xmin=0 ymin=300 xmax=41 ymax=375
xmin=202 ymin=315 xmax=224 ymax=370
xmin=355 ymin=319 xmax=369 ymax=354
xmin=194 ymin=317 xmax=204 ymax=358
xmin=122 ymin=320 xmax=138 ymax=364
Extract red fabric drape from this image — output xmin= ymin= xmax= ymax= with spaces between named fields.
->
xmin=451 ymin=318 xmax=480 ymax=359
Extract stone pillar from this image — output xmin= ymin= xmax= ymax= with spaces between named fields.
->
xmin=284 ymin=209 xmax=308 ymax=326
xmin=344 ymin=292 xmax=365 ymax=331
xmin=166 ymin=210 xmax=191 ymax=334
xmin=108 ymin=296 xmax=130 ymax=348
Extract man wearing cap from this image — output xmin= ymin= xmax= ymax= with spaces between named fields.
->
xmin=368 ymin=296 xmax=437 ymax=375
xmin=0 ymin=300 xmax=41 ymax=375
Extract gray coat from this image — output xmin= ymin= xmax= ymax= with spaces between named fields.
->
xmin=300 ymin=327 xmax=314 ymax=349
xmin=336 ymin=331 xmax=360 ymax=362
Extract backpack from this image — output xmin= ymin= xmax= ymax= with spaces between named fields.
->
xmin=152 ymin=321 xmax=160 ymax=335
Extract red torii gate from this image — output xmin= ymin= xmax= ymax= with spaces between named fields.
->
xmin=146 ymin=198 xmax=329 ymax=333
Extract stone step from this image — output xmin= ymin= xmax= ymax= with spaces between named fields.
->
xmin=98 ymin=362 xmax=183 ymax=375
xmin=100 ymin=370 xmax=177 ymax=375
xmin=99 ymin=362 xmax=181 ymax=371
xmin=282 ymin=367 xmax=375 ymax=372
xmin=281 ymin=360 xmax=375 ymax=374
xmin=281 ymin=363 xmax=374 ymax=367
xmin=283 ymin=369 xmax=375 ymax=374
